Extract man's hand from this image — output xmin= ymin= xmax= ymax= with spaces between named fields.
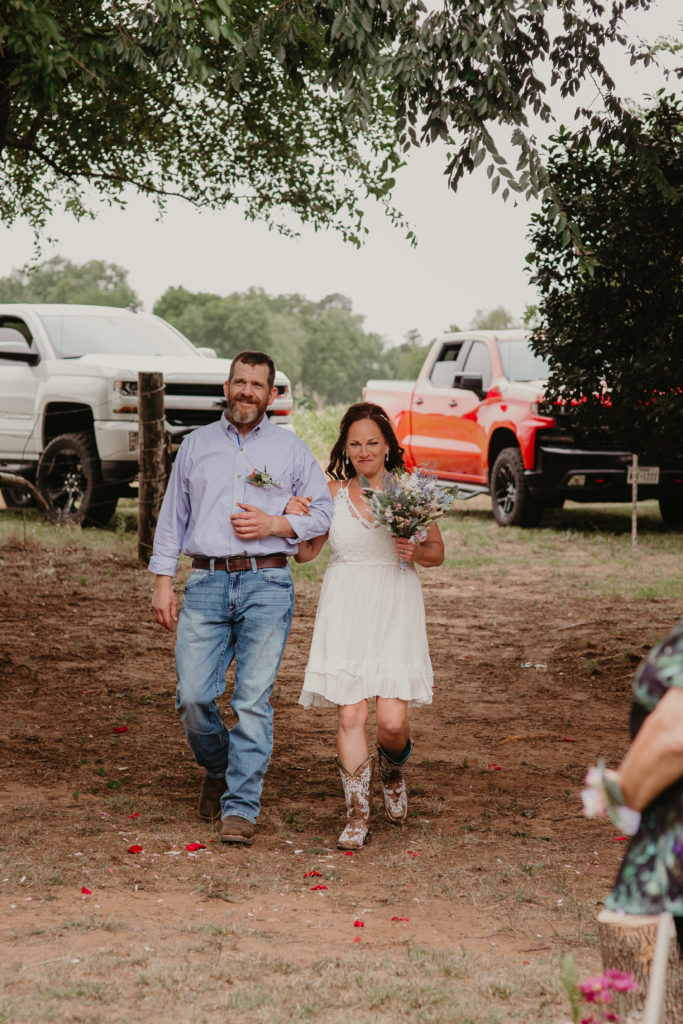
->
xmin=231 ymin=502 xmax=277 ymax=540
xmin=152 ymin=575 xmax=178 ymax=632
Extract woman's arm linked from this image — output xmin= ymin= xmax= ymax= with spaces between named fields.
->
xmin=617 ymin=687 xmax=683 ymax=811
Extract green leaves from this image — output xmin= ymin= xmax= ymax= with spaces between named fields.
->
xmin=526 ymin=96 xmax=683 ymax=460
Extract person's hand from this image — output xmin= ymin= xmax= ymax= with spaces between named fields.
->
xmin=152 ymin=575 xmax=178 ymax=632
xmin=231 ymin=502 xmax=276 ymax=539
xmin=395 ymin=536 xmax=418 ymax=562
xmin=285 ymin=495 xmax=312 ymax=516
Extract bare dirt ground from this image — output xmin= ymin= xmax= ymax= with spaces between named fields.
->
xmin=0 ymin=500 xmax=680 ymax=1022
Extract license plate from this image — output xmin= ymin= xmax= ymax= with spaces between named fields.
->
xmin=627 ymin=465 xmax=660 ymax=485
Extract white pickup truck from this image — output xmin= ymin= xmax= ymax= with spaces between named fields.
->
xmin=0 ymin=303 xmax=294 ymax=525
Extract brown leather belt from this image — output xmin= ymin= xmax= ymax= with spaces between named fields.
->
xmin=192 ymin=554 xmax=288 ymax=572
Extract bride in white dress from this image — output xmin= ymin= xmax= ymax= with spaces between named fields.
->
xmin=289 ymin=403 xmax=444 ymax=850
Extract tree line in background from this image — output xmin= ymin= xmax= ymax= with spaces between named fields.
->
xmin=0 ymin=255 xmax=520 ymax=404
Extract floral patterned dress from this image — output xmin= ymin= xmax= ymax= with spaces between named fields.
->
xmin=606 ymin=618 xmax=683 ymax=917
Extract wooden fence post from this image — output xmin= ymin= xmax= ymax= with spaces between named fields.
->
xmin=137 ymin=371 xmax=169 ymax=566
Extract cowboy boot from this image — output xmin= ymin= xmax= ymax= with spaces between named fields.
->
xmin=377 ymin=740 xmax=413 ymax=824
xmin=335 ymin=755 xmax=374 ymax=850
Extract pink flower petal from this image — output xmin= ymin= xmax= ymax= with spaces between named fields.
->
xmin=407 ymin=851 xmax=420 ymax=857
xmin=613 ymin=836 xmax=628 ymax=842
xmin=310 ymin=884 xmax=328 ymax=891
xmin=488 ymin=764 xmax=501 ymax=770
xmin=353 ymin=936 xmax=362 ymax=943
xmin=81 ymin=886 xmax=91 ymax=895
xmin=353 ymin=920 xmax=364 ymax=928
xmin=391 ymin=916 xmax=409 ymax=921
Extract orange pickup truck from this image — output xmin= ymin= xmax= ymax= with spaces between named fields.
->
xmin=363 ymin=330 xmax=683 ymax=528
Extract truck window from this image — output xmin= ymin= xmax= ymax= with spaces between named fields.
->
xmin=429 ymin=341 xmax=466 ymax=388
xmin=460 ymin=341 xmax=492 ymax=392
xmin=497 ymin=339 xmax=549 ymax=382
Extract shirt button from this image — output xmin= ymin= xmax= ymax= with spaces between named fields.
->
xmin=237 ymin=474 xmax=241 ymax=478
xmin=240 ymin=447 xmax=243 ymax=451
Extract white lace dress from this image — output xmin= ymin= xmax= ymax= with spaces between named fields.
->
xmin=299 ymin=482 xmax=434 ymax=708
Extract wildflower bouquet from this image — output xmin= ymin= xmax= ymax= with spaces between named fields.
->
xmin=360 ymin=469 xmax=459 ymax=568
xmin=581 ymin=760 xmax=641 ymax=836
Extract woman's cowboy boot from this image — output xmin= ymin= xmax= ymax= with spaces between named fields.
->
xmin=335 ymin=755 xmax=374 ymax=850
xmin=377 ymin=741 xmax=413 ymax=824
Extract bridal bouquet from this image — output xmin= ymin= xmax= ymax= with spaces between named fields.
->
xmin=360 ymin=468 xmax=459 ymax=567
xmin=581 ymin=760 xmax=641 ymax=836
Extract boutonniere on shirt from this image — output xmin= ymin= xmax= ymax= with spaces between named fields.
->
xmin=247 ymin=468 xmax=281 ymax=489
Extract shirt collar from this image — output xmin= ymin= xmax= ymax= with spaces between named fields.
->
xmin=222 ymin=410 xmax=268 ymax=441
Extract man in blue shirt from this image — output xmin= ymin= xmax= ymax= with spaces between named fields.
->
xmin=150 ymin=351 xmax=333 ymax=845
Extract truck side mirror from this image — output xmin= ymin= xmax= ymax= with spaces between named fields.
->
xmin=0 ymin=334 xmax=40 ymax=366
xmin=454 ymin=373 xmax=484 ymax=396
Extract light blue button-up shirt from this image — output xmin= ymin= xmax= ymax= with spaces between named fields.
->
xmin=149 ymin=414 xmax=333 ymax=576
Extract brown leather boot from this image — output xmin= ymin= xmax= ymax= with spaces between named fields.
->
xmin=377 ymin=741 xmax=413 ymax=824
xmin=197 ymin=772 xmax=227 ymax=822
xmin=335 ymin=755 xmax=374 ymax=850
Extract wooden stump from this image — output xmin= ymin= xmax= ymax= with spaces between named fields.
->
xmin=597 ymin=909 xmax=683 ymax=1023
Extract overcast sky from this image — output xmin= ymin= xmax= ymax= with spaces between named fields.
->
xmin=0 ymin=2 xmax=679 ymax=349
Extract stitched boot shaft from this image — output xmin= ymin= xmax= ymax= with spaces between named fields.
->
xmin=335 ymin=755 xmax=374 ymax=850
xmin=377 ymin=742 xmax=412 ymax=824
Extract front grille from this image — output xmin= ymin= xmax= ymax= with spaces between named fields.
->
xmin=164 ymin=383 xmax=287 ymax=397
xmin=166 ymin=409 xmax=223 ymax=427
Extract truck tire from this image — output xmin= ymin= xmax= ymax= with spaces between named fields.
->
xmin=0 ymin=480 xmax=36 ymax=509
xmin=36 ymin=433 xmax=118 ymax=527
xmin=490 ymin=447 xmax=544 ymax=528
xmin=659 ymin=494 xmax=683 ymax=531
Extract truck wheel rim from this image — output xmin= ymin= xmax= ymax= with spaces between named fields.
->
xmin=44 ymin=449 xmax=88 ymax=514
xmin=494 ymin=465 xmax=516 ymax=516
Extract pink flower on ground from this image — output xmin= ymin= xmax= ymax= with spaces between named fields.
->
xmin=603 ymin=969 xmax=639 ymax=993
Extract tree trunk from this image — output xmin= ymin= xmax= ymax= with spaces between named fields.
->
xmin=137 ymin=372 xmax=169 ymax=566
xmin=597 ymin=909 xmax=683 ymax=1023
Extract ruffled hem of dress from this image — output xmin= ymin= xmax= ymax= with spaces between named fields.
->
xmin=299 ymin=664 xmax=433 ymax=709
xmin=605 ymin=890 xmax=683 ymax=917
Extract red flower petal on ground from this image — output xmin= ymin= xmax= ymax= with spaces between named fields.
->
xmin=391 ymin=916 xmax=409 ymax=921
xmin=562 ymin=737 xmax=576 ymax=742
xmin=310 ymin=884 xmax=328 ymax=891
xmin=113 ymin=726 xmax=128 ymax=734
xmin=343 ymin=851 xmax=353 ymax=856
xmin=354 ymin=920 xmax=364 ymax=927
xmin=128 ymin=812 xmax=140 ymax=818
xmin=185 ymin=843 xmax=206 ymax=852
xmin=488 ymin=764 xmax=501 ymax=770
xmin=127 ymin=844 xmax=143 ymax=854
xmin=81 ymin=886 xmax=91 ymax=894
xmin=353 ymin=936 xmax=362 ymax=942
xmin=613 ymin=836 xmax=628 ymax=842
xmin=407 ymin=851 xmax=419 ymax=857
xmin=303 ymin=870 xmax=323 ymax=877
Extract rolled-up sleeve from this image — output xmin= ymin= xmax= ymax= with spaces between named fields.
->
xmin=285 ymin=447 xmax=333 ymax=541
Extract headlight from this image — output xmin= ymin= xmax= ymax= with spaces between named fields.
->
xmin=114 ymin=380 xmax=138 ymax=396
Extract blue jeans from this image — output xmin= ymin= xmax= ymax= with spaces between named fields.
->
xmin=175 ymin=565 xmax=295 ymax=823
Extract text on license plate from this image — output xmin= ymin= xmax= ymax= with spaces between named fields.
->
xmin=627 ymin=465 xmax=660 ymax=485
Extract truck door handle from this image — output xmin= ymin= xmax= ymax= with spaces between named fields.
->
xmin=448 ymin=399 xmax=458 ymax=407
xmin=414 ymin=397 xmax=424 ymax=405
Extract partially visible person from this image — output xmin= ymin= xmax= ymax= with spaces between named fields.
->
xmin=150 ymin=351 xmax=333 ymax=847
xmin=600 ymin=618 xmax=683 ymax=947
xmin=290 ymin=402 xmax=444 ymax=850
